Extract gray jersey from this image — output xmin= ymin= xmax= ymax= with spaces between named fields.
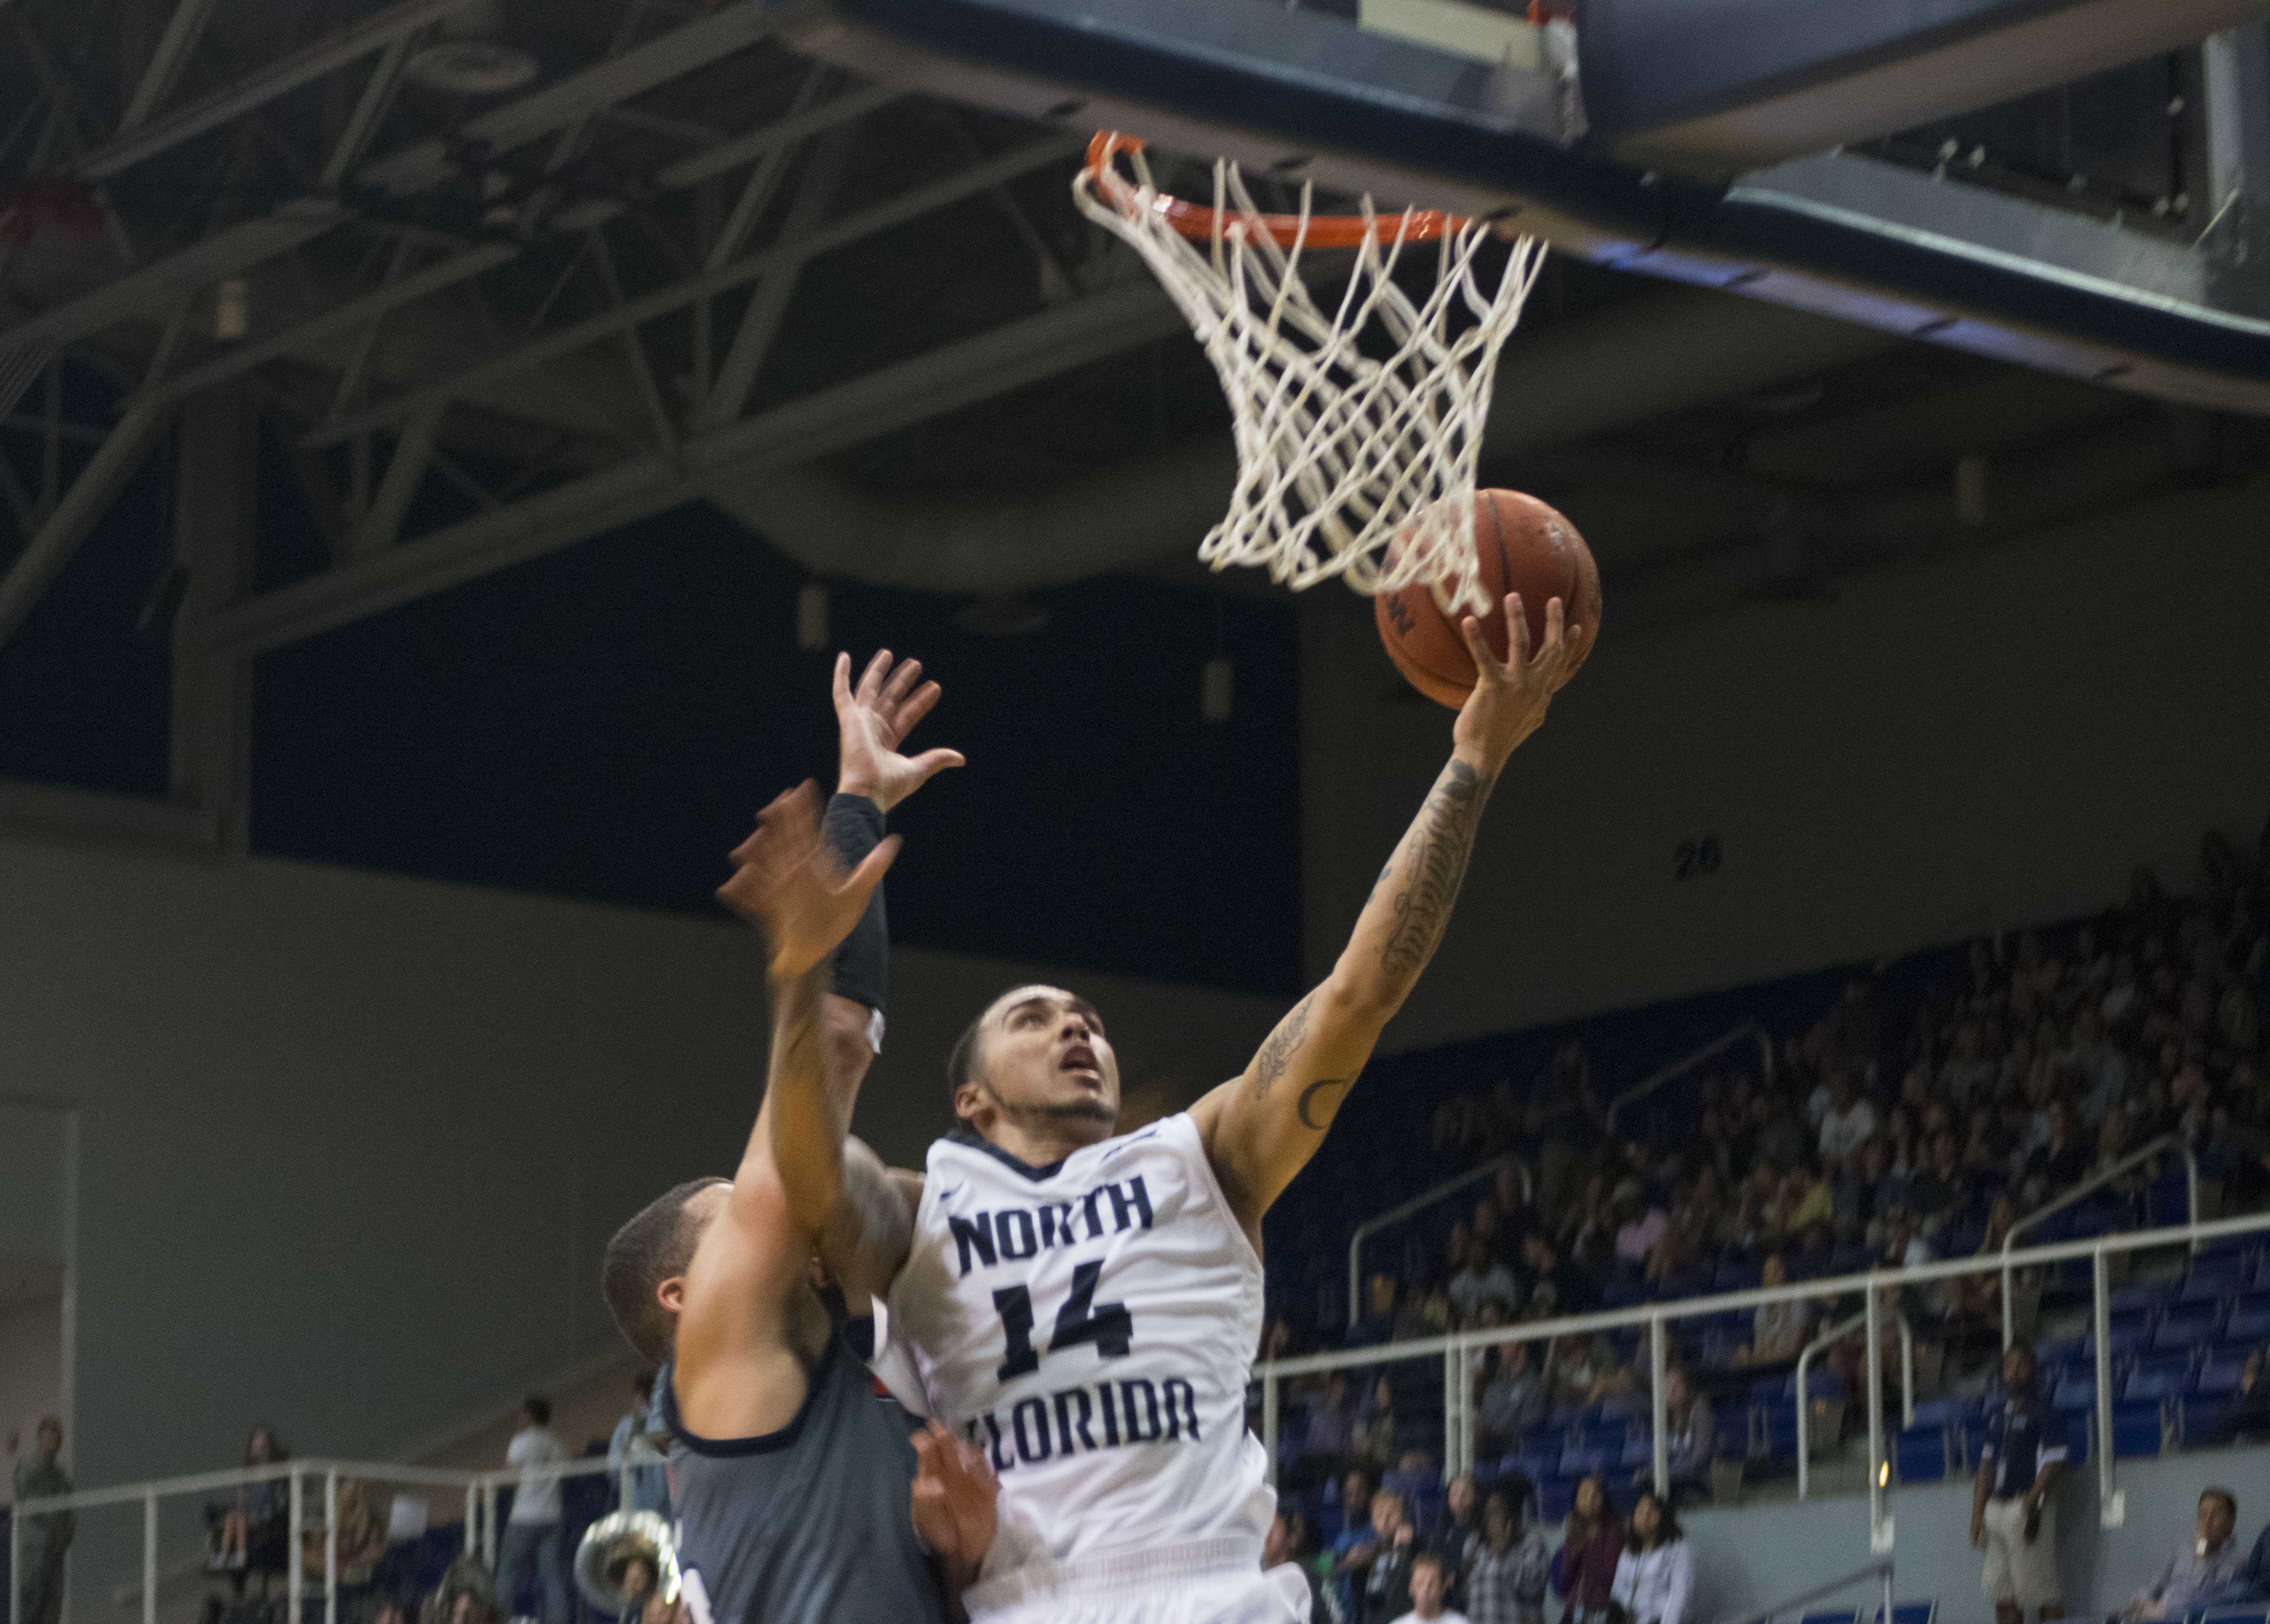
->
xmin=664 ymin=1330 xmax=948 ymax=1624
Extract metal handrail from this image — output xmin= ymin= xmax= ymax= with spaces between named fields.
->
xmin=1606 ymin=1023 xmax=1774 ymax=1134
xmin=1347 ymin=1153 xmax=1533 ymax=1329
xmin=2001 ymin=1132 xmax=2197 ymax=1347
xmin=1794 ymin=1305 xmax=1913 ymax=1501
xmin=1712 ymin=1562 xmax=1894 ymax=1624
xmin=9 ymin=1454 xmax=628 ymax=1624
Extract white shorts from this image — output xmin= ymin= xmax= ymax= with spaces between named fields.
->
xmin=1981 ymin=1495 xmax=2061 ymax=1609
xmin=966 ymin=1537 xmax=1311 ymax=1624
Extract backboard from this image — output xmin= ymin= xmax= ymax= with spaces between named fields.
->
xmin=754 ymin=0 xmax=2270 ymax=412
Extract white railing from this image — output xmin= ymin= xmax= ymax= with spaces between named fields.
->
xmin=1261 ymin=1207 xmax=2270 ymax=1549
xmin=1714 ymin=1562 xmax=1895 ymax=1624
xmin=1794 ymin=1306 xmax=1913 ymax=1501
xmin=7 ymin=1453 xmax=642 ymax=1624
xmin=1346 ymin=1154 xmax=1533 ymax=1329
xmin=2002 ymin=1133 xmax=2198 ymax=1346
xmin=1605 ymin=1023 xmax=1774 ymax=1134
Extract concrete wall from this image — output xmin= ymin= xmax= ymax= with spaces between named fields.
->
xmin=1303 ymin=475 xmax=2270 ymax=1056
xmin=0 ymin=824 xmax=1283 ymax=1503
xmin=1686 ymin=1446 xmax=2270 ymax=1624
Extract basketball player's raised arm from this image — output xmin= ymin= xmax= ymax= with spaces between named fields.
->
xmin=1195 ymin=594 xmax=1578 ymax=1233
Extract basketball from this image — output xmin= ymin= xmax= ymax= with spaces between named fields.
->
xmin=1373 ymin=490 xmax=1602 ymax=709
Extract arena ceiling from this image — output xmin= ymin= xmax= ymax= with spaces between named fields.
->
xmin=0 ymin=0 xmax=2263 ymax=969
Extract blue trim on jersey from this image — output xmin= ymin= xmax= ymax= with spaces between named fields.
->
xmin=663 ymin=1336 xmax=842 ymax=1458
xmin=945 ymin=1126 xmax=1069 ymax=1183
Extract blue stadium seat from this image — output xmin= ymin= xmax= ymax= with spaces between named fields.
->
xmin=2066 ymin=1413 xmax=2092 ymax=1463
xmin=2123 ymin=1358 xmax=2189 ymax=1403
xmin=2227 ymin=1302 xmax=2270 ymax=1343
xmin=2196 ymin=1354 xmax=2249 ymax=1395
xmin=1910 ymin=1398 xmax=1954 ymax=1431
xmin=1538 ymin=1476 xmax=1577 ymax=1521
xmin=1621 ymin=1435 xmax=1655 ymax=1471
xmin=2155 ymin=1306 xmax=2221 ymax=1353
xmin=2199 ymin=1610 xmax=2269 ymax=1624
xmin=2051 ymin=1374 xmax=2095 ymax=1413
xmin=1714 ymin=1402 xmax=1750 ymax=1457
xmin=1558 ymin=1444 xmax=1615 ymax=1478
xmin=2184 ymin=1267 xmax=2249 ymax=1305
xmin=2037 ymin=1337 xmax=2085 ymax=1368
xmin=1895 ymin=1425 xmax=1947 ymax=1483
xmin=1800 ymin=1611 xmax=1857 ymax=1624
xmin=2112 ymin=1402 xmax=2163 ymax=1459
xmin=1871 ymin=1604 xmax=1936 ymax=1624
xmin=2112 ymin=1284 xmax=2173 ymax=1315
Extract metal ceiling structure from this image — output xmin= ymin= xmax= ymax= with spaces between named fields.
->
xmin=3 ymin=0 xmax=2268 ymax=852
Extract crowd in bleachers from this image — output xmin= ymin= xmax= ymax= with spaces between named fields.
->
xmin=1258 ymin=816 xmax=2270 ymax=1613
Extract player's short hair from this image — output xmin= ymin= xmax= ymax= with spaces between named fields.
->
xmin=602 ymin=1177 xmax=729 ymax=1365
xmin=947 ymin=1011 xmax=987 ymax=1123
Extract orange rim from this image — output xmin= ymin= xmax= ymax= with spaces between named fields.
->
xmin=1081 ymin=132 xmax=1469 ymax=249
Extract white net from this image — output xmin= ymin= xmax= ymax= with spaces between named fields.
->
xmin=1073 ymin=142 xmax=1546 ymax=615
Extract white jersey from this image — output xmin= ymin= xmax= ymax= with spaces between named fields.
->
xmin=887 ymin=1113 xmax=1275 ymax=1583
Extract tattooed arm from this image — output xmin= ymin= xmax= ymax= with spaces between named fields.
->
xmin=1193 ymin=594 xmax=1580 ymax=1246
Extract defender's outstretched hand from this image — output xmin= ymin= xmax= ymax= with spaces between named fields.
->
xmin=718 ymin=782 xmax=900 ymax=981
xmin=1452 ymin=593 xmax=1577 ymax=774
xmin=910 ymin=1422 xmax=997 ymax=1591
xmin=835 ymin=650 xmax=965 ymax=813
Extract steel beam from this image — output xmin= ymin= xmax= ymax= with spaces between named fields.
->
xmin=0 ymin=394 xmax=174 ymax=650
xmin=160 ymin=240 xmax=521 ymax=403
xmin=309 ymin=136 xmax=1084 ymax=447
xmin=658 ymin=81 xmax=900 ymax=191
xmin=80 ymin=0 xmax=485 ymax=181
xmin=1 ymin=202 xmax=347 ymax=355
xmin=169 ymin=384 xmax=257 ymax=846
xmin=350 ymin=402 xmax=445 ymax=556
xmin=118 ymin=0 xmax=222 ymax=136
xmin=321 ymin=31 xmax=417 ymax=192
xmin=702 ymin=125 xmax=854 ymax=429
xmin=212 ymin=282 xmax=1177 ymax=655
xmin=358 ymin=6 xmax=775 ymax=195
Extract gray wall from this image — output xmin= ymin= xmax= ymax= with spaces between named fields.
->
xmin=1304 ymin=475 xmax=2270 ymax=1054
xmin=0 ymin=826 xmax=1283 ymax=1500
xmin=1685 ymin=1447 xmax=2270 ymax=1624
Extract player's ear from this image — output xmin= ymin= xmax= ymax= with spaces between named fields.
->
xmin=657 ymin=1275 xmax=687 ymax=1316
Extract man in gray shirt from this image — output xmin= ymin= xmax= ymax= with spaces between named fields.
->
xmin=601 ymin=653 xmax=985 ymax=1624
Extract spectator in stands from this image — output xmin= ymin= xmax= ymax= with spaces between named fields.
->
xmin=1352 ymin=1274 xmax=1403 ymax=1349
xmin=1450 ymin=1230 xmax=1520 ymax=1325
xmin=2119 ymin=1488 xmax=2243 ymax=1621
xmin=1971 ymin=1343 xmax=2068 ymax=1624
xmin=1551 ymin=1335 xmax=1632 ymax=1409
xmin=608 ymin=1369 xmax=669 ymax=1516
xmin=1331 ymin=1468 xmax=1380 ymax=1597
xmin=1461 ymin=1488 xmax=1548 ymax=1624
xmin=2023 ymin=1101 xmax=2090 ymax=1207
xmin=1299 ymin=1373 xmax=1357 ymax=1482
xmin=1357 ymin=1489 xmax=1419 ymax=1624
xmin=1477 ymin=1341 xmax=1548 ymax=1454
xmin=1391 ymin=1551 xmax=1467 ymax=1624
xmin=1613 ymin=1183 xmax=1669 ymax=1271
xmin=1559 ymin=1176 xmax=1614 ymax=1262
xmin=1266 ymin=1509 xmax=1331 ymax=1623
xmin=1736 ymin=1253 xmax=1812 ymax=1366
xmin=1551 ymin=1475 xmax=1623 ymax=1624
xmin=1433 ymin=1472 xmax=1484 ymax=1574
xmin=1353 ymin=1376 xmax=1399 ymax=1472
xmin=208 ymin=1424 xmax=289 ymax=1589
xmin=8 ymin=1416 xmax=72 ymax=1624
xmin=1610 ymin=1491 xmax=1693 ymax=1624
xmin=2217 ymin=1346 xmax=2270 ymax=1443
xmin=1519 ymin=1232 xmax=1595 ymax=1317
xmin=1818 ymin=1073 xmax=1877 ymax=1164
xmin=1650 ymin=1368 xmax=1715 ymax=1507
xmin=303 ymin=1477 xmax=389 ymax=1601
xmin=1532 ymin=1041 xmax=1595 ymax=1215
xmin=498 ymin=1396 xmax=570 ymax=1624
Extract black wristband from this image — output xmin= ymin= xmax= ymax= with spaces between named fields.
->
xmin=823 ymin=793 xmax=889 ymax=1017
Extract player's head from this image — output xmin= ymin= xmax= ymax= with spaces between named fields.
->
xmin=602 ymin=1177 xmax=733 ymax=1364
xmin=949 ymin=985 xmax=1119 ymax=1146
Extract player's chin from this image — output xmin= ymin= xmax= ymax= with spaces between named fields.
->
xmin=1045 ymin=1094 xmax=1118 ymax=1133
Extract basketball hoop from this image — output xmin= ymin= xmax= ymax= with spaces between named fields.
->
xmin=1073 ymin=134 xmax=1546 ymax=613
